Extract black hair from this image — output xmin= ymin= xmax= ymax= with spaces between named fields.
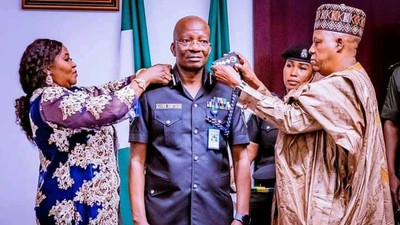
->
xmin=15 ymin=38 xmax=63 ymax=142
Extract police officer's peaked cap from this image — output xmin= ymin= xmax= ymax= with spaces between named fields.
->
xmin=281 ymin=44 xmax=311 ymax=63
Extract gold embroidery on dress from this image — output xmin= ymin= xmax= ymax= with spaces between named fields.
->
xmin=115 ymin=86 xmax=136 ymax=107
xmin=52 ymin=162 xmax=74 ymax=190
xmin=86 ymin=95 xmax=112 ymax=119
xmin=49 ymin=200 xmax=82 ymax=225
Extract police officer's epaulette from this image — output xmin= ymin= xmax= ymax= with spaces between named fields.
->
xmin=206 ymin=71 xmax=216 ymax=88
xmin=143 ymin=83 xmax=166 ymax=92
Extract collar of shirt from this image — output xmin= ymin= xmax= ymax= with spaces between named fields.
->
xmin=170 ymin=65 xmax=214 ymax=90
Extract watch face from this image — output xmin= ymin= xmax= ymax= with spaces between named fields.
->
xmin=234 ymin=214 xmax=251 ymax=225
xmin=242 ymin=215 xmax=250 ymax=225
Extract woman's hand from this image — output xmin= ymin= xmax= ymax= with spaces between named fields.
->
xmin=137 ymin=64 xmax=172 ymax=86
xmin=211 ymin=65 xmax=242 ymax=88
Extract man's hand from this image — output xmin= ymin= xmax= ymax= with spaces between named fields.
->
xmin=233 ymin=52 xmax=262 ymax=89
xmin=211 ymin=65 xmax=242 ymax=88
xmin=234 ymin=52 xmax=255 ymax=81
xmin=389 ymin=173 xmax=400 ymax=209
xmin=383 ymin=119 xmax=400 ymax=210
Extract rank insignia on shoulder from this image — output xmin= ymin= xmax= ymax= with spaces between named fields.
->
xmin=212 ymin=52 xmax=239 ymax=67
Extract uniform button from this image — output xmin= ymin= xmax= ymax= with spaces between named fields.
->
xmin=150 ymin=190 xmax=155 ymax=194
xmin=266 ymin=126 xmax=270 ymax=129
xmin=194 ymin=129 xmax=198 ymax=134
xmin=194 ymin=155 xmax=199 ymax=161
xmin=193 ymin=184 xmax=198 ymax=189
xmin=166 ymin=120 xmax=171 ymax=125
xmin=194 ymin=103 xmax=198 ymax=107
xmin=218 ymin=119 xmax=222 ymax=123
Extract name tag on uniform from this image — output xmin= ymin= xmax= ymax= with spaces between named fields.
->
xmin=208 ymin=128 xmax=220 ymax=150
xmin=156 ymin=103 xmax=182 ymax=109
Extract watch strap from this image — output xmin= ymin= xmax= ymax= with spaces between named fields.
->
xmin=234 ymin=213 xmax=250 ymax=225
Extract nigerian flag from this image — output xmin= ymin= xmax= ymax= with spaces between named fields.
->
xmin=117 ymin=0 xmax=150 ymax=224
xmin=119 ymin=0 xmax=151 ymax=76
xmin=207 ymin=0 xmax=231 ymax=70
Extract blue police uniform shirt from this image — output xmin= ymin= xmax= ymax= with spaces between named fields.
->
xmin=247 ymin=114 xmax=278 ymax=176
xmin=129 ymin=67 xmax=249 ymax=225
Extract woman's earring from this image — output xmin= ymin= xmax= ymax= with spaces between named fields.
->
xmin=46 ymin=73 xmax=53 ymax=85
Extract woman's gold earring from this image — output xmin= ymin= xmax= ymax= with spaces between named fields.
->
xmin=46 ymin=73 xmax=53 ymax=85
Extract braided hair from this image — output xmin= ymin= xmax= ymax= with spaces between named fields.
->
xmin=15 ymin=38 xmax=62 ymax=142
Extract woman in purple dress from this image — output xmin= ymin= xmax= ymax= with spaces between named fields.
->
xmin=14 ymin=38 xmax=171 ymax=225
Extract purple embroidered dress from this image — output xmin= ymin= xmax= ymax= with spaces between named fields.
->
xmin=30 ymin=77 xmax=135 ymax=225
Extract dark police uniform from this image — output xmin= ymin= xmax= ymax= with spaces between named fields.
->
xmin=382 ymin=65 xmax=400 ymax=127
xmin=129 ymin=67 xmax=249 ymax=225
xmin=381 ymin=64 xmax=400 ymax=224
xmin=247 ymin=115 xmax=278 ymax=225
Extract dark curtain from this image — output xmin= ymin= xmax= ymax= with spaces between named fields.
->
xmin=253 ymin=0 xmax=400 ymax=109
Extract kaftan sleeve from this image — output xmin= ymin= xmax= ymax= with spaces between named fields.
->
xmin=38 ymin=78 xmax=136 ymax=129
xmin=237 ymin=76 xmax=365 ymax=153
xmin=237 ymin=82 xmax=322 ymax=134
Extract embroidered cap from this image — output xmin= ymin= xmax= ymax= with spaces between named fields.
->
xmin=314 ymin=4 xmax=366 ymax=38
xmin=281 ymin=44 xmax=311 ymax=63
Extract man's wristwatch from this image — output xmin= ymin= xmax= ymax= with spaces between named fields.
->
xmin=234 ymin=213 xmax=251 ymax=225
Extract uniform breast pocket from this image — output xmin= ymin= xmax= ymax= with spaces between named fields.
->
xmin=154 ymin=109 xmax=183 ymax=147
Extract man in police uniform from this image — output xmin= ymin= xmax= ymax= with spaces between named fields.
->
xmin=381 ymin=62 xmax=400 ymax=224
xmin=128 ymin=16 xmax=251 ymax=225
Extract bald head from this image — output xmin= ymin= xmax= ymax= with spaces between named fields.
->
xmin=170 ymin=15 xmax=211 ymax=73
xmin=173 ymin=16 xmax=210 ymax=40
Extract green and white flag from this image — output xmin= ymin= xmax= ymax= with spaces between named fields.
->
xmin=207 ymin=0 xmax=231 ymax=70
xmin=119 ymin=0 xmax=151 ymax=76
xmin=117 ymin=1 xmax=151 ymax=224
